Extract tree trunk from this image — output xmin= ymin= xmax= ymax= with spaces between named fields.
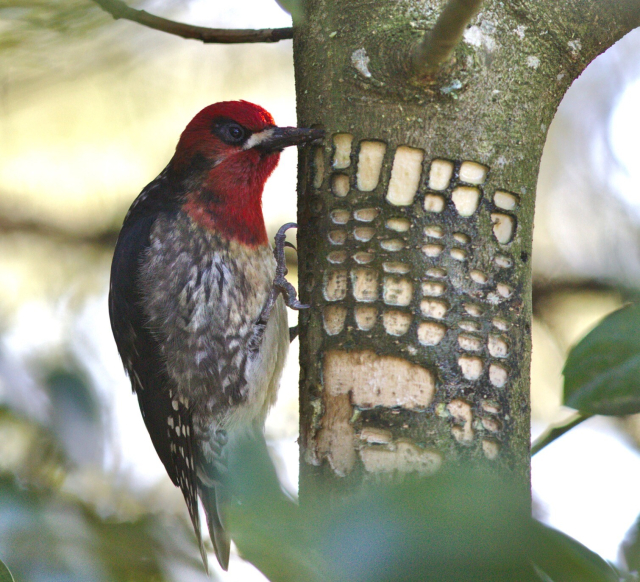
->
xmin=293 ymin=0 xmax=640 ymax=495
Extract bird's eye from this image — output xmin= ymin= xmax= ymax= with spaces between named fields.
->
xmin=227 ymin=124 xmax=245 ymax=142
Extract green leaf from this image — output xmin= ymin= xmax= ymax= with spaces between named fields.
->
xmin=622 ymin=514 xmax=640 ymax=574
xmin=532 ymin=522 xmax=620 ymax=582
xmin=226 ymin=435 xmax=539 ymax=582
xmin=563 ymin=303 xmax=640 ymax=415
xmin=273 ymin=0 xmax=304 ymax=21
xmin=0 ymin=559 xmax=14 ymax=582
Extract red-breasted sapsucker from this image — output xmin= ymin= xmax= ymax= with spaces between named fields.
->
xmin=108 ymin=101 xmax=322 ymax=572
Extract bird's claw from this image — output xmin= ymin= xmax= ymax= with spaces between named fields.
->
xmin=273 ymin=222 xmax=309 ymax=311
xmin=254 ymin=224 xmax=307 ymax=343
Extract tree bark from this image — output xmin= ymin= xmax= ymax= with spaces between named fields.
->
xmin=293 ymin=0 xmax=640 ymax=496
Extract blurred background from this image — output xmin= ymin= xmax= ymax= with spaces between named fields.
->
xmin=0 ymin=1 xmax=639 ymax=579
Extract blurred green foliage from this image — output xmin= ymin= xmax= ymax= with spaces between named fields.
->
xmin=564 ymin=303 xmax=640 ymax=416
xmin=0 ymin=0 xmax=105 ymax=48
xmin=624 ymin=517 xmax=640 ymax=574
xmin=0 ymin=471 xmax=206 ymax=581
xmin=0 ymin=558 xmax=14 ymax=582
xmin=222 ymin=435 xmax=634 ymax=582
xmin=534 ymin=300 xmax=640 ymax=454
xmin=273 ymin=0 xmax=303 ymax=22
xmin=0 ymin=378 xmax=209 ymax=582
xmin=0 ymin=0 xmax=152 ymax=92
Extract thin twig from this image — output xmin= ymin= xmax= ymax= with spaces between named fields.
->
xmin=531 ymin=412 xmax=591 ymax=456
xmin=411 ymin=0 xmax=484 ymax=77
xmin=92 ymin=0 xmax=293 ymax=44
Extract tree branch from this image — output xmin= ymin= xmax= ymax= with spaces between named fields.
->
xmin=0 ymin=213 xmax=119 ymax=247
xmin=410 ymin=0 xmax=484 ymax=77
xmin=92 ymin=0 xmax=293 ymax=44
xmin=531 ymin=413 xmax=591 ymax=456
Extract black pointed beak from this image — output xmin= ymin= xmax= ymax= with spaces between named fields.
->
xmin=254 ymin=126 xmax=325 ymax=153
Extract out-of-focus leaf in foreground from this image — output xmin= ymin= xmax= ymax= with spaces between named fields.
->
xmin=224 ymin=435 xmax=630 ymax=582
xmin=0 ymin=0 xmax=105 ymax=47
xmin=0 ymin=473 xmax=209 ymax=582
xmin=273 ymin=0 xmax=303 ymax=21
xmin=0 ymin=558 xmax=14 ymax=582
xmin=563 ymin=303 xmax=640 ymax=415
xmin=0 ymin=403 xmax=210 ymax=582
xmin=0 ymin=0 xmax=141 ymax=92
xmin=622 ymin=514 xmax=640 ymax=576
xmin=533 ymin=521 xmax=619 ymax=582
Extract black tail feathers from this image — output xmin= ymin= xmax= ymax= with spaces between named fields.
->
xmin=200 ymin=483 xmax=231 ymax=570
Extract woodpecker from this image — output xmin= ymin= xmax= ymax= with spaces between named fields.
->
xmin=108 ymin=101 xmax=323 ymax=572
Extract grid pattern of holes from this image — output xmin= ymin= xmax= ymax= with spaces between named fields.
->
xmin=309 ymin=135 xmax=524 ymax=459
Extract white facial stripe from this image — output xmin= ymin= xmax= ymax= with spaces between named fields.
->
xmin=243 ymin=127 xmax=276 ymax=150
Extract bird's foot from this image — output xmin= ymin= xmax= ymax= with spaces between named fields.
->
xmin=256 ymin=223 xmax=308 ymax=332
xmin=273 ymin=222 xmax=308 ymax=311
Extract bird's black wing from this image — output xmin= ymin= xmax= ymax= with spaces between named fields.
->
xmin=109 ymin=202 xmax=178 ymax=484
xmin=108 ymin=182 xmax=208 ymax=571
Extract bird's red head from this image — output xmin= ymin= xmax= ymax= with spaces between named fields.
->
xmin=170 ymin=101 xmax=323 ymax=247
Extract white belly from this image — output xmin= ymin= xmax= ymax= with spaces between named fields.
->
xmin=223 ymin=295 xmax=289 ymax=431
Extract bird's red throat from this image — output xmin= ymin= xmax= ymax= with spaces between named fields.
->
xmin=183 ymin=150 xmax=279 ymax=247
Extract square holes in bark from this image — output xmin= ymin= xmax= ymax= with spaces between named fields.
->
xmin=307 ymin=135 xmax=525 ymax=472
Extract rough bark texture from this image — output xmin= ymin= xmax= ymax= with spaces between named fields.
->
xmin=293 ymin=0 xmax=640 ymax=495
